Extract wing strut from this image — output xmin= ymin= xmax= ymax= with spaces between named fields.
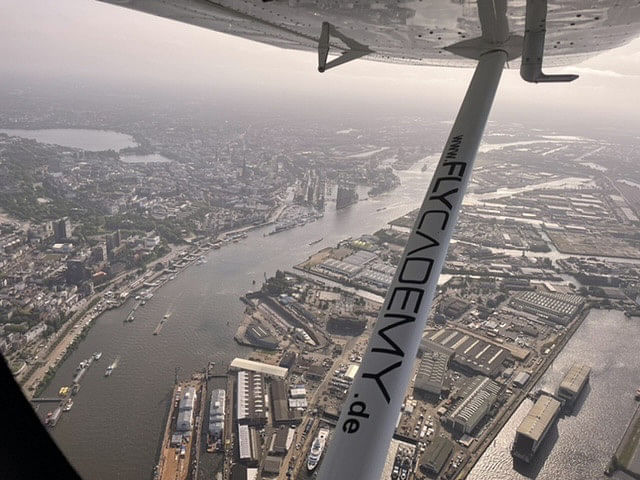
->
xmin=317 ymin=2 xmax=510 ymax=479
xmin=521 ymin=0 xmax=579 ymax=82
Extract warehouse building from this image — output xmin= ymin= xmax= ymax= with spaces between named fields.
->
xmin=268 ymin=427 xmax=295 ymax=456
xmin=238 ymin=424 xmax=260 ymax=465
xmin=510 ymin=291 xmax=584 ymax=325
xmin=425 ymin=329 xmax=509 ymax=377
xmin=230 ymin=358 xmax=288 ymax=378
xmin=419 ymin=437 xmax=454 ymax=475
xmin=245 ymin=323 xmax=279 ymax=350
xmin=237 ymin=371 xmax=267 ymax=426
xmin=319 ymin=258 xmax=363 ymax=278
xmin=414 ymin=351 xmax=449 ymax=397
xmin=444 ymin=376 xmax=501 ymax=434
xmin=342 ymin=250 xmax=378 ymax=266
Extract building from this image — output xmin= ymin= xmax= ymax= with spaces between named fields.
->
xmin=54 ymin=217 xmax=72 ymax=240
xmin=419 ymin=437 xmax=454 ymax=475
xmin=263 ymin=456 xmax=282 ymax=476
xmin=444 ymin=376 xmax=501 ymax=434
xmin=512 ymin=371 xmax=531 ymax=388
xmin=66 ymin=258 xmax=90 ymax=285
xmin=510 ymin=290 xmax=584 ymax=325
xmin=230 ymin=358 xmax=288 ymax=378
xmin=319 ymin=258 xmax=363 ymax=278
xmin=176 ymin=386 xmax=196 ymax=432
xmin=268 ymin=427 xmax=294 ymax=456
xmin=105 ymin=230 xmax=122 ymax=257
xmin=414 ymin=351 xmax=449 ymax=397
xmin=245 ymin=323 xmax=279 ymax=350
xmin=237 ymin=370 xmax=267 ymax=426
xmin=425 ymin=329 xmax=508 ymax=377
xmin=238 ymin=424 xmax=260 ymax=465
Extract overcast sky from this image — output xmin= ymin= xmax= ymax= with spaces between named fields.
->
xmin=2 ymin=0 xmax=640 ymax=131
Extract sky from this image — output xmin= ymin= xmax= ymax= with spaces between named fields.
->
xmin=2 ymin=0 xmax=640 ymax=131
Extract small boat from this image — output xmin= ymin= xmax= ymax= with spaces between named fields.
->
xmin=63 ymin=399 xmax=73 ymax=412
xmin=635 ymin=388 xmax=640 ymax=400
xmin=309 ymin=237 xmax=324 ymax=246
xmin=93 ymin=352 xmax=102 ymax=361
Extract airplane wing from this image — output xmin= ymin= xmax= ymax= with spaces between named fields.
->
xmin=99 ymin=0 xmax=640 ymax=68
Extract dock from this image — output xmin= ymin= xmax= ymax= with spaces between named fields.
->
xmin=155 ymin=372 xmax=206 ymax=480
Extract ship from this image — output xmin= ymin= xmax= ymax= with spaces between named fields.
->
xmin=63 ymin=399 xmax=73 ymax=412
xmin=307 ymin=428 xmax=329 ymax=471
xmin=512 ymin=394 xmax=561 ymax=463
xmin=207 ymin=389 xmax=226 ymax=452
xmin=93 ymin=352 xmax=102 ymax=361
xmin=46 ymin=407 xmax=63 ymax=427
xmin=556 ymin=363 xmax=591 ymax=412
xmin=309 ymin=237 xmax=323 ymax=246
xmin=104 ymin=356 xmax=119 ymax=377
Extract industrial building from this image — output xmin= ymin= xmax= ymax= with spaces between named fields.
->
xmin=176 ymin=386 xmax=196 ymax=432
xmin=238 ymin=424 xmax=260 ymax=465
xmin=444 ymin=376 xmax=501 ymax=434
xmin=425 ymin=329 xmax=509 ymax=377
xmin=319 ymin=258 xmax=363 ymax=278
xmin=245 ymin=323 xmax=279 ymax=350
xmin=419 ymin=437 xmax=454 ymax=475
xmin=510 ymin=291 xmax=584 ymax=324
xmin=270 ymin=380 xmax=301 ymax=425
xmin=237 ymin=371 xmax=267 ymax=426
xmin=230 ymin=358 xmax=288 ymax=378
xmin=342 ymin=250 xmax=377 ymax=266
xmin=414 ymin=351 xmax=449 ymax=397
xmin=268 ymin=427 xmax=295 ymax=456
xmin=557 ymin=363 xmax=591 ymax=410
xmin=512 ymin=394 xmax=561 ymax=462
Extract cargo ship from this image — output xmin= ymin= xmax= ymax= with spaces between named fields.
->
xmin=557 ymin=363 xmax=590 ymax=412
xmin=512 ymin=394 xmax=561 ymax=463
xmin=207 ymin=389 xmax=226 ymax=452
xmin=307 ymin=428 xmax=329 ymax=471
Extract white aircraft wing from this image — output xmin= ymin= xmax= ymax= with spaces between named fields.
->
xmin=100 ymin=0 xmax=640 ymax=68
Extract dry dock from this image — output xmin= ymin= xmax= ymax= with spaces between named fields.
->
xmin=557 ymin=363 xmax=591 ymax=412
xmin=512 ymin=394 xmax=562 ymax=463
xmin=155 ymin=373 xmax=205 ymax=480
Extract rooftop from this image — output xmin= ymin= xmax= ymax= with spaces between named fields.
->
xmin=516 ymin=394 xmax=561 ymax=442
xmin=230 ymin=358 xmax=288 ymax=378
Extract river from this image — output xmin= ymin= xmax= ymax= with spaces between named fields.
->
xmin=467 ymin=309 xmax=640 ymax=480
xmin=35 ymin=146 xmax=438 ymax=480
